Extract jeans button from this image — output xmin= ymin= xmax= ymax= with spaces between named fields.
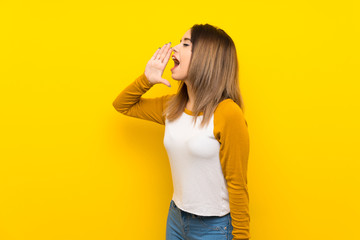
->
xmin=224 ymin=226 xmax=227 ymax=230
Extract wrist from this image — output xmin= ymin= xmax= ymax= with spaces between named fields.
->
xmin=143 ymin=72 xmax=154 ymax=86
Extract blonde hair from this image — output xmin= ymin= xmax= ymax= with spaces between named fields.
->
xmin=164 ymin=23 xmax=245 ymax=127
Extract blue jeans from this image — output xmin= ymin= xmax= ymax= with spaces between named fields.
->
xmin=166 ymin=200 xmax=233 ymax=240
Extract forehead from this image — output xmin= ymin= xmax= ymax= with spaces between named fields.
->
xmin=183 ymin=29 xmax=191 ymax=37
xmin=181 ymin=29 xmax=192 ymax=42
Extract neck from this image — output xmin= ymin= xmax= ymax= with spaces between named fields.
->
xmin=185 ymin=81 xmax=195 ymax=111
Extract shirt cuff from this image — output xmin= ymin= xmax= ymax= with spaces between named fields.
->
xmin=139 ymin=72 xmax=155 ymax=87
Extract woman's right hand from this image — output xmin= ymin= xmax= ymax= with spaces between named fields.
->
xmin=144 ymin=42 xmax=172 ymax=87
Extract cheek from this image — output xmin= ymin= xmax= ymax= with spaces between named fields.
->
xmin=183 ymin=55 xmax=192 ymax=67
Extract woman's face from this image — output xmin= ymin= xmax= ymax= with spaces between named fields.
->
xmin=171 ymin=29 xmax=192 ymax=81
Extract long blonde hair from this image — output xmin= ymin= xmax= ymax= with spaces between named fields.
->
xmin=164 ymin=23 xmax=245 ymax=127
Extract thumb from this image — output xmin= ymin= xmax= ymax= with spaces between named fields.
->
xmin=160 ymin=78 xmax=171 ymax=87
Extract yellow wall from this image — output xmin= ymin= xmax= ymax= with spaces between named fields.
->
xmin=1 ymin=0 xmax=359 ymax=239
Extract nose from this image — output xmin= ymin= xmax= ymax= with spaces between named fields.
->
xmin=172 ymin=45 xmax=178 ymax=53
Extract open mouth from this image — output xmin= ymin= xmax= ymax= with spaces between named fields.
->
xmin=171 ymin=56 xmax=180 ymax=71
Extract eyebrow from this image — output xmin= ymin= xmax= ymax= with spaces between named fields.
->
xmin=180 ymin=38 xmax=192 ymax=42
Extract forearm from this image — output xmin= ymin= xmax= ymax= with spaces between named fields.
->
xmin=112 ymin=72 xmax=153 ymax=114
xmin=228 ymin=184 xmax=250 ymax=239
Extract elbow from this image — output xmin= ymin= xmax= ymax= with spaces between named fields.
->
xmin=112 ymin=100 xmax=119 ymax=111
xmin=112 ymin=101 xmax=127 ymax=114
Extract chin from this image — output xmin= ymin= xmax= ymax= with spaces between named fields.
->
xmin=171 ymin=73 xmax=187 ymax=81
xmin=171 ymin=77 xmax=182 ymax=81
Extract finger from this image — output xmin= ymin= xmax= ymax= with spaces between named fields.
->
xmin=162 ymin=46 xmax=173 ymax=64
xmin=157 ymin=43 xmax=168 ymax=60
xmin=160 ymin=78 xmax=171 ymax=87
xmin=159 ymin=43 xmax=171 ymax=62
xmin=151 ymin=48 xmax=161 ymax=60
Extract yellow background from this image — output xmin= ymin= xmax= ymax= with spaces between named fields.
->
xmin=1 ymin=0 xmax=359 ymax=239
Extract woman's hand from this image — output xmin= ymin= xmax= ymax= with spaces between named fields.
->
xmin=144 ymin=42 xmax=172 ymax=87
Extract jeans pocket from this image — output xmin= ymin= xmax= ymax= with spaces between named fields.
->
xmin=198 ymin=214 xmax=230 ymax=235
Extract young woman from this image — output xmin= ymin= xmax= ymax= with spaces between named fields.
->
xmin=113 ymin=23 xmax=250 ymax=240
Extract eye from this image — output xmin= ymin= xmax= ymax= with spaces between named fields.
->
xmin=183 ymin=43 xmax=189 ymax=47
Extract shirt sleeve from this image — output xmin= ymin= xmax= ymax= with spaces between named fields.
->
xmin=213 ymin=99 xmax=250 ymax=240
xmin=112 ymin=72 xmax=174 ymax=125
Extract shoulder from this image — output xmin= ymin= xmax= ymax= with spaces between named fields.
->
xmin=213 ymin=99 xmax=248 ymax=138
xmin=165 ymin=93 xmax=176 ymax=101
xmin=162 ymin=93 xmax=176 ymax=105
xmin=160 ymin=94 xmax=176 ymax=113
xmin=214 ymin=99 xmax=245 ymax=120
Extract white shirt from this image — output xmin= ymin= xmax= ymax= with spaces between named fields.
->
xmin=163 ymin=110 xmax=230 ymax=216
